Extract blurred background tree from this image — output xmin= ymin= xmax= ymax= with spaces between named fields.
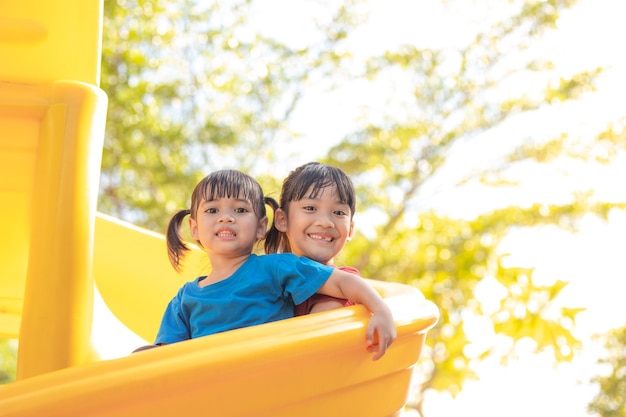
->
xmin=0 ymin=340 xmax=17 ymax=384
xmin=3 ymin=0 xmax=625 ymax=416
xmin=99 ymin=0 xmax=363 ymax=228
xmin=588 ymin=323 xmax=626 ymax=417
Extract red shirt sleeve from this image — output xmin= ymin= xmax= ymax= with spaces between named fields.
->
xmin=294 ymin=265 xmax=360 ymax=316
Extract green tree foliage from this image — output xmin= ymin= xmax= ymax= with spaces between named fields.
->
xmin=94 ymin=0 xmax=625 ymax=414
xmin=0 ymin=339 xmax=17 ymax=384
xmin=318 ymin=2 xmax=625 ymax=412
xmin=588 ymin=324 xmax=626 ymax=417
xmin=100 ymin=0 xmax=364 ymax=229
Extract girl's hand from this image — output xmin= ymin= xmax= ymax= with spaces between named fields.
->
xmin=316 ymin=269 xmax=397 ymax=359
xmin=365 ymin=307 xmax=396 ymax=361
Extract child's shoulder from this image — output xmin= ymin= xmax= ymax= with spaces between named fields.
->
xmin=338 ymin=265 xmax=360 ymax=275
xmin=251 ymin=253 xmax=326 ymax=269
xmin=250 ymin=252 xmax=299 ymax=265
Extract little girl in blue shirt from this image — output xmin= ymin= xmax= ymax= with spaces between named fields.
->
xmin=153 ymin=169 xmax=395 ymax=360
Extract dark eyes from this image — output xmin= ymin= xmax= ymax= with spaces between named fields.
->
xmin=204 ymin=207 xmax=249 ymax=214
xmin=302 ymin=205 xmax=348 ymax=216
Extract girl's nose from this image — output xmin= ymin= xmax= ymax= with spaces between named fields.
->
xmin=218 ymin=213 xmax=235 ymax=223
xmin=314 ymin=212 xmax=335 ymax=228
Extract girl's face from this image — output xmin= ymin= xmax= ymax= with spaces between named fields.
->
xmin=190 ymin=196 xmax=267 ymax=259
xmin=275 ymin=186 xmax=354 ymax=265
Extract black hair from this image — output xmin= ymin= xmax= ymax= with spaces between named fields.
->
xmin=166 ymin=170 xmax=274 ymax=271
xmin=264 ymin=162 xmax=356 ymax=254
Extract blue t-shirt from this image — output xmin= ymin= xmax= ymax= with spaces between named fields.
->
xmin=155 ymin=253 xmax=334 ymax=344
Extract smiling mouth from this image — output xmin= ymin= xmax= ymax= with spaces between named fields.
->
xmin=308 ymin=233 xmax=333 ymax=242
xmin=216 ymin=229 xmax=236 ymax=238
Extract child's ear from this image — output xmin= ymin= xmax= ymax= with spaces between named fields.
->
xmin=274 ymin=208 xmax=289 ymax=232
xmin=257 ymin=216 xmax=269 ymax=239
xmin=346 ymin=220 xmax=355 ymax=242
xmin=189 ymin=218 xmax=199 ymax=239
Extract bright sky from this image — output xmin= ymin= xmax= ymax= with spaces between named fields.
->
xmin=93 ymin=1 xmax=626 ymax=416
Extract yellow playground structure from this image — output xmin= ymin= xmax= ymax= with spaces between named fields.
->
xmin=0 ymin=1 xmax=439 ymax=416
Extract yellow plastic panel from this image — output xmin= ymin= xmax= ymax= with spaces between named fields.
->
xmin=0 ymin=0 xmax=103 ymax=84
xmin=0 ymin=85 xmax=59 ymax=338
xmin=0 ymin=81 xmax=108 ymax=377
xmin=93 ymin=212 xmax=208 ymax=342
xmin=0 ymin=279 xmax=439 ymax=417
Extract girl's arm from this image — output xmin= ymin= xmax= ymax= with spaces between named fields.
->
xmin=316 ymin=269 xmax=396 ymax=361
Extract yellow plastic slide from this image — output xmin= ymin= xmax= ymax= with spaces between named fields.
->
xmin=0 ymin=1 xmax=439 ymax=416
xmin=3 ymin=211 xmax=440 ymax=417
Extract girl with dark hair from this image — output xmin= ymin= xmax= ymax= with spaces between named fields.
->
xmin=145 ymin=169 xmax=395 ymax=361
xmin=265 ymin=162 xmax=361 ymax=315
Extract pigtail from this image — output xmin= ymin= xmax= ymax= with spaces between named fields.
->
xmin=166 ymin=209 xmax=191 ymax=272
xmin=264 ymin=195 xmax=279 ymax=213
xmin=264 ymin=196 xmax=290 ymax=254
